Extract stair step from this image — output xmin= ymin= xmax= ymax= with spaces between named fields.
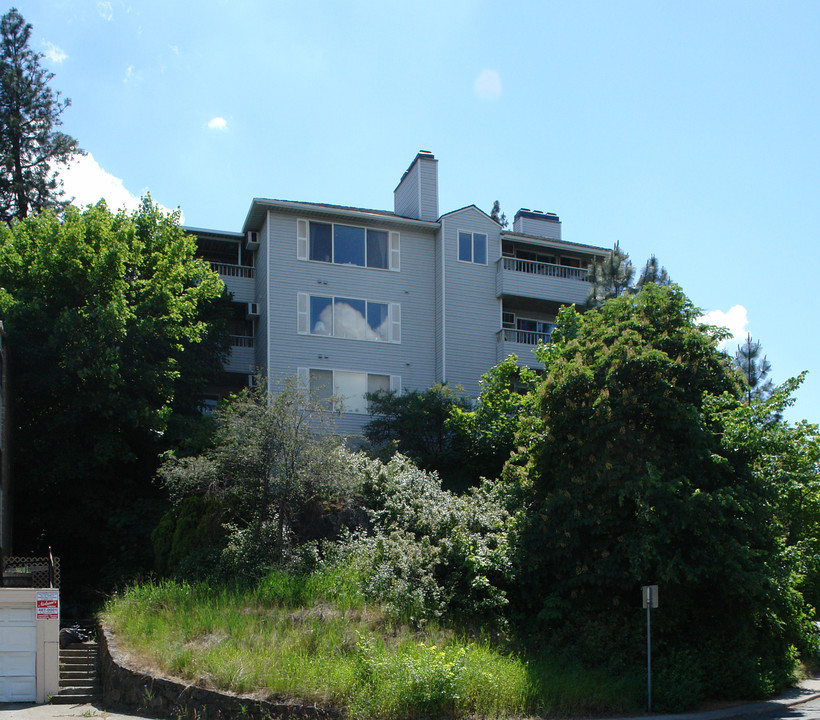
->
xmin=59 ymin=678 xmax=98 ymax=688
xmin=52 ymin=694 xmax=101 ymax=705
xmin=60 ymin=670 xmax=97 ymax=682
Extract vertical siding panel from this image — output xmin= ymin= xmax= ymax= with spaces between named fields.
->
xmin=440 ymin=207 xmax=502 ymax=398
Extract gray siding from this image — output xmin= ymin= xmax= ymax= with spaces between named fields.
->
xmin=254 ymin=216 xmax=270 ymax=379
xmin=440 ymin=207 xmax=502 ymax=398
xmin=496 ymin=335 xmax=544 ymax=368
xmin=435 ymin=227 xmax=444 ymax=384
xmin=220 ymin=273 xmax=256 ymax=304
xmin=225 ymin=344 xmax=256 ymax=374
xmin=393 ymin=155 xmax=438 ymax=222
xmin=394 ymin=161 xmax=420 ymax=219
xmin=418 ymin=159 xmax=438 ymax=222
xmin=264 ymin=211 xmax=437 ymax=436
xmin=512 ymin=215 xmax=562 ymax=239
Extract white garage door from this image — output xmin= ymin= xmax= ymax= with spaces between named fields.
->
xmin=0 ymin=605 xmax=36 ymax=702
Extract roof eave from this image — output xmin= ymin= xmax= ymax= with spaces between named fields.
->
xmin=243 ymin=199 xmax=440 ymax=233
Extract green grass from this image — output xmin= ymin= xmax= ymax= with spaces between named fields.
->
xmin=102 ymin=566 xmax=643 ymax=719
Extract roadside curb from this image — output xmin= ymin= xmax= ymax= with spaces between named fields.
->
xmin=597 ymin=682 xmax=820 ymax=720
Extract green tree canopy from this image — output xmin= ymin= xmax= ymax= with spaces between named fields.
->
xmin=364 ymin=384 xmax=474 ymax=489
xmin=0 ymin=200 xmax=228 ymax=594
xmin=508 ymin=284 xmax=811 ymax=702
xmin=448 ymin=357 xmax=540 ymax=484
xmin=0 ymin=8 xmax=80 ymax=225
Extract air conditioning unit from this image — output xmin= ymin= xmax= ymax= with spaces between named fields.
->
xmin=245 ymin=230 xmax=260 ymax=250
xmin=246 ymin=302 xmax=260 ymax=319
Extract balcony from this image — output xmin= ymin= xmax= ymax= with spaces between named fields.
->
xmin=225 ymin=334 xmax=256 ymax=373
xmin=210 ymin=262 xmax=256 ymax=303
xmin=496 ymin=329 xmax=550 ymax=368
xmin=496 ymin=257 xmax=590 ymax=306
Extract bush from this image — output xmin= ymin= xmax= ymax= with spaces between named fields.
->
xmin=337 ymin=453 xmax=515 ymax=630
xmin=151 ymin=496 xmax=228 ymax=578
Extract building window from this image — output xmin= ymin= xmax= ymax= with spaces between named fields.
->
xmin=297 ymin=220 xmax=399 ymax=271
xmin=299 ymin=368 xmax=401 ymax=414
xmin=297 ymin=293 xmax=400 ymax=343
xmin=458 ymin=231 xmax=487 ymax=264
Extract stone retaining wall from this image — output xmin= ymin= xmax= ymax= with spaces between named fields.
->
xmin=100 ymin=625 xmax=340 ymax=720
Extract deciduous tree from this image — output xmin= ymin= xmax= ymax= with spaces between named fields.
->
xmin=0 ymin=200 xmax=227 ymax=595
xmin=508 ymin=285 xmax=811 ymax=705
xmin=158 ymin=379 xmax=359 ymax=577
xmin=364 ymin=384 xmax=473 ymax=489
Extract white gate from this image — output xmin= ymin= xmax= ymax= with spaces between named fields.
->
xmin=0 ymin=605 xmax=37 ymax=702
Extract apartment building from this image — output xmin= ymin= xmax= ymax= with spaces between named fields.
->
xmin=190 ymin=152 xmax=608 ymax=434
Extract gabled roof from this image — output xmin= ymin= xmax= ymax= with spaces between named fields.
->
xmin=438 ymin=204 xmax=496 ymax=223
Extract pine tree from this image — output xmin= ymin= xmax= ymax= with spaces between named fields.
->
xmin=490 ymin=200 xmax=508 ymax=228
xmin=587 ymin=241 xmax=635 ymax=308
xmin=734 ymin=333 xmax=774 ymax=404
xmin=636 ymin=254 xmax=671 ymax=288
xmin=0 ymin=8 xmax=80 ymax=226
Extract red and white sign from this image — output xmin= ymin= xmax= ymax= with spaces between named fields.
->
xmin=36 ymin=591 xmax=59 ymax=619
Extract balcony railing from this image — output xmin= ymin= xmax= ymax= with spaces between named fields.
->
xmin=230 ymin=335 xmax=255 ymax=348
xmin=497 ymin=328 xmax=552 ymax=346
xmin=500 ymin=256 xmax=589 ymax=282
xmin=210 ymin=262 xmax=255 ymax=279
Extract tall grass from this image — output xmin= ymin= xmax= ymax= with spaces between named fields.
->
xmin=102 ymin=566 xmax=643 ymax=719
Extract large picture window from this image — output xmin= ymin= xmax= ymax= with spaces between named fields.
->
xmin=298 ymin=293 xmax=400 ymax=343
xmin=297 ymin=220 xmax=399 ymax=271
xmin=299 ymin=368 xmax=400 ymax=414
xmin=458 ymin=231 xmax=488 ymax=264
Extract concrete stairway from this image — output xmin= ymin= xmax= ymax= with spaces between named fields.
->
xmin=54 ymin=641 xmax=101 ymax=704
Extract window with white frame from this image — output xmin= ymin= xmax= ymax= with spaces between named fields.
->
xmin=297 ymin=219 xmax=400 ymax=271
xmin=298 ymin=368 xmax=400 ymax=414
xmin=297 ymin=293 xmax=400 ymax=343
xmin=458 ymin=231 xmax=488 ymax=264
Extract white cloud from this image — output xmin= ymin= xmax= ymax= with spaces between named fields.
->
xmin=207 ymin=117 xmax=227 ymax=130
xmin=123 ymin=65 xmax=139 ymax=83
xmin=43 ymin=41 xmax=67 ymax=64
xmin=473 ymin=69 xmax=502 ymax=101
xmin=697 ymin=305 xmax=748 ymax=350
xmin=97 ymin=2 xmax=113 ymax=21
xmin=55 ymin=152 xmax=181 ymax=221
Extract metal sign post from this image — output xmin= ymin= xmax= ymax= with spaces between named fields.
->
xmin=642 ymin=585 xmax=658 ymax=714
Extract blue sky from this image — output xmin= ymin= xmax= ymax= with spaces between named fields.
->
xmin=13 ymin=0 xmax=820 ymax=425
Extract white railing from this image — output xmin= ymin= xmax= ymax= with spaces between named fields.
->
xmin=210 ymin=262 xmax=255 ymax=279
xmin=230 ymin=335 xmax=255 ymax=348
xmin=499 ymin=257 xmax=589 ymax=282
xmin=497 ymin=328 xmax=552 ymax=346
